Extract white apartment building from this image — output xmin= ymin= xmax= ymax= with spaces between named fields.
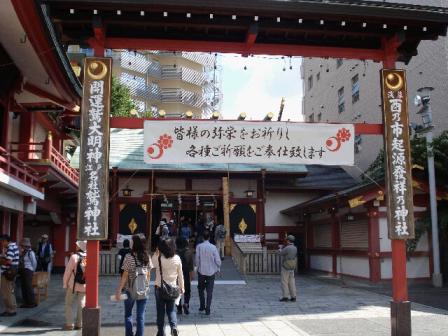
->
xmin=111 ymin=50 xmax=222 ymax=118
xmin=301 ymin=0 xmax=448 ymax=175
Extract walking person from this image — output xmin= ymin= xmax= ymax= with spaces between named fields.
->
xmin=152 ymin=237 xmax=184 ymax=336
xmin=18 ymin=238 xmax=37 ymax=308
xmin=0 ymin=234 xmax=19 ymax=316
xmin=195 ymin=230 xmax=221 ymax=315
xmin=62 ymin=240 xmax=87 ymax=330
xmin=214 ymin=222 xmax=226 ymax=260
xmin=279 ymin=235 xmax=298 ymax=302
xmin=175 ymin=236 xmax=194 ymax=315
xmin=117 ymin=239 xmax=132 ymax=276
xmin=115 ymin=235 xmax=152 ymax=336
xmin=37 ymin=234 xmax=53 ymax=273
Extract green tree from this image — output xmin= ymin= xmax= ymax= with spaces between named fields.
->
xmin=363 ymin=131 xmax=448 ymax=252
xmin=111 ymin=77 xmax=136 ymax=117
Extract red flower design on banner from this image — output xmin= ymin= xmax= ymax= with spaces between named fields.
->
xmin=157 ymin=134 xmax=174 ymax=149
xmin=147 ymin=134 xmax=174 ymax=160
xmin=326 ymin=128 xmax=351 ymax=152
xmin=336 ymin=128 xmax=351 ymax=142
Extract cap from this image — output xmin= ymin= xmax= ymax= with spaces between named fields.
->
xmin=20 ymin=238 xmax=32 ymax=247
xmin=76 ymin=240 xmax=87 ymax=252
xmin=287 ymin=235 xmax=295 ymax=242
xmin=41 ymin=234 xmax=49 ymax=239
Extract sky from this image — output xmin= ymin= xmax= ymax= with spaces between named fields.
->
xmin=219 ymin=54 xmax=303 ymax=122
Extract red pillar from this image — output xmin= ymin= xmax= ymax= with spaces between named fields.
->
xmin=82 ymin=42 xmax=105 ymax=336
xmin=53 ymin=219 xmax=67 ymax=269
xmin=111 ymin=168 xmax=119 ymax=242
xmin=383 ymin=37 xmax=411 ymax=336
xmin=18 ymin=112 xmax=34 ymax=160
xmin=16 ymin=211 xmax=24 ymax=243
xmin=368 ymin=208 xmax=381 ymax=282
xmin=1 ymin=210 xmax=10 ymax=235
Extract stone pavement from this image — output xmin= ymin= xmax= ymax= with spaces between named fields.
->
xmin=2 ymin=272 xmax=448 ymax=335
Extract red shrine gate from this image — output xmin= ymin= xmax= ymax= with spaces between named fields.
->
xmin=35 ymin=1 xmax=448 ymax=335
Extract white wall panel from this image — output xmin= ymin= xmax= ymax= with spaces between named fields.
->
xmin=310 ymin=255 xmax=333 ymax=272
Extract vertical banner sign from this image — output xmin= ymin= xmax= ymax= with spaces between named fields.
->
xmin=381 ymin=69 xmax=415 ymax=239
xmin=77 ymin=57 xmax=111 ymax=240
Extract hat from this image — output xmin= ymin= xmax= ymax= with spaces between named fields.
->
xmin=41 ymin=234 xmax=49 ymax=239
xmin=287 ymin=235 xmax=295 ymax=242
xmin=20 ymin=238 xmax=32 ymax=247
xmin=76 ymin=240 xmax=87 ymax=252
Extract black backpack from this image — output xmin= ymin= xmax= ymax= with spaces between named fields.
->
xmin=73 ymin=253 xmax=86 ymax=292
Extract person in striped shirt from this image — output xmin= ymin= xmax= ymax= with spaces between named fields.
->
xmin=0 ymin=234 xmax=19 ymax=316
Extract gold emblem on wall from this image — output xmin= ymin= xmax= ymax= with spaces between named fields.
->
xmin=238 ymin=218 xmax=248 ymax=234
xmin=385 ymin=72 xmax=404 ymax=91
xmin=140 ymin=204 xmax=147 ymax=212
xmin=250 ymin=204 xmax=256 ymax=212
xmin=128 ymin=218 xmax=137 ymax=234
xmin=87 ymin=61 xmax=108 ymax=80
xmin=119 ymin=204 xmax=125 ymax=211
xmin=230 ymin=204 xmax=236 ymax=212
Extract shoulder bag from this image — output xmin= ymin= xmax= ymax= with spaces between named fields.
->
xmin=158 ymin=255 xmax=180 ymax=300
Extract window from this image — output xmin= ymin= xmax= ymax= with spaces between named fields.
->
xmin=352 ymin=74 xmax=360 ymax=104
xmin=316 ymin=72 xmax=321 ymax=81
xmin=338 ymin=87 xmax=345 ymax=113
xmin=317 ymin=112 xmax=322 ymax=122
xmin=308 ymin=75 xmax=313 ymax=90
xmin=336 ymin=58 xmax=343 ymax=68
xmin=308 ymin=113 xmax=315 ymax=122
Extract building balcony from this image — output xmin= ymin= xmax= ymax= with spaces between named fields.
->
xmin=160 ymin=88 xmax=205 ymax=109
xmin=150 ymin=51 xmax=214 ymax=68
xmin=0 ymin=146 xmax=43 ymax=199
xmin=10 ymin=134 xmax=79 ymax=196
xmin=161 ymin=66 xmax=208 ymax=87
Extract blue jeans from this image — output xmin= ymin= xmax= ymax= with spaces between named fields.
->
xmin=124 ymin=291 xmax=147 ymax=336
xmin=155 ymin=287 xmax=177 ymax=335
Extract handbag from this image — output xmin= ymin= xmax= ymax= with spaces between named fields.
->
xmin=158 ymin=255 xmax=180 ymax=300
xmin=4 ymin=266 xmax=18 ymax=281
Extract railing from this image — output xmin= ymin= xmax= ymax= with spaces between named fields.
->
xmin=0 ymin=146 xmax=41 ymax=190
xmin=161 ymin=66 xmax=208 ymax=86
xmin=161 ymin=88 xmax=205 ymax=108
xmin=232 ymin=240 xmax=283 ymax=275
xmin=99 ymin=249 xmax=119 ymax=275
xmin=150 ymin=51 xmax=215 ymax=67
xmin=10 ymin=135 xmax=79 ymax=187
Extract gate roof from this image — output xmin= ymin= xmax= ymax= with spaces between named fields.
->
xmin=42 ymin=0 xmax=448 ymax=62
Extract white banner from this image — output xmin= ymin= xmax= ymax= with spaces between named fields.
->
xmin=143 ymin=120 xmax=354 ymax=166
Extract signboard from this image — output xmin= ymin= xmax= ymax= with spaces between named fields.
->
xmin=144 ymin=121 xmax=354 ymax=166
xmin=381 ymin=69 xmax=415 ymax=239
xmin=234 ymin=234 xmax=261 ymax=243
xmin=77 ymin=57 xmax=112 ymax=240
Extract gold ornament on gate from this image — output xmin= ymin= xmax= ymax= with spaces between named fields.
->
xmin=385 ymin=72 xmax=403 ymax=91
xmin=128 ymin=218 xmax=137 ymax=234
xmin=238 ymin=218 xmax=248 ymax=234
xmin=87 ymin=61 xmax=108 ymax=80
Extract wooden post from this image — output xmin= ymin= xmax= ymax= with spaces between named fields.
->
xmin=111 ymin=168 xmax=119 ymax=242
xmin=330 ymin=209 xmax=340 ymax=276
xmin=382 ymin=38 xmax=411 ymax=336
xmin=368 ymin=208 xmax=381 ymax=282
xmin=43 ymin=131 xmax=52 ymax=160
xmin=222 ymin=177 xmax=231 ymax=256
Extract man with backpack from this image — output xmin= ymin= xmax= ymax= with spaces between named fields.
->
xmin=214 ymin=222 xmax=226 ymax=259
xmin=279 ymin=235 xmax=298 ymax=302
xmin=62 ymin=240 xmax=87 ymax=331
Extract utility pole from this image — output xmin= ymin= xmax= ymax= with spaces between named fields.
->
xmin=277 ymin=97 xmax=285 ymax=121
xmin=415 ymin=86 xmax=442 ymax=287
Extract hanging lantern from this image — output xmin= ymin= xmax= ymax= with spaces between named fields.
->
xmin=122 ymin=185 xmax=134 ymax=197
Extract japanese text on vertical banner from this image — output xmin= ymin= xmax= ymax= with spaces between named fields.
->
xmin=78 ymin=58 xmax=111 ymax=240
xmin=381 ymin=69 xmax=415 ymax=239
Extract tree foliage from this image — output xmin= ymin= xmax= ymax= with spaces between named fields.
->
xmin=363 ymin=131 xmax=448 ymax=252
xmin=110 ymin=77 xmax=136 ymax=117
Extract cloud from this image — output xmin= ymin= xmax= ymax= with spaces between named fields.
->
xmin=220 ymin=55 xmax=303 ymax=121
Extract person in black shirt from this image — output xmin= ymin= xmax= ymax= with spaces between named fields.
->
xmin=117 ymin=239 xmax=131 ymax=276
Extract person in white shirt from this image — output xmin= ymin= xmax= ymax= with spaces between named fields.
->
xmin=151 ymin=237 xmax=184 ymax=336
xmin=195 ymin=230 xmax=221 ymax=315
xmin=19 ymin=238 xmax=37 ymax=308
